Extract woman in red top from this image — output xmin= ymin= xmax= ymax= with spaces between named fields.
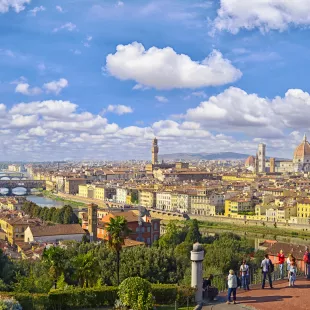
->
xmin=277 ymin=250 xmax=285 ymax=279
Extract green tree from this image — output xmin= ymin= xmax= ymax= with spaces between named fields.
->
xmin=158 ymin=221 xmax=186 ymax=248
xmin=185 ymin=219 xmax=202 ymax=243
xmin=106 ymin=216 xmax=131 ymax=285
xmin=43 ymin=247 xmax=67 ymax=283
xmin=72 ymin=251 xmax=99 ymax=287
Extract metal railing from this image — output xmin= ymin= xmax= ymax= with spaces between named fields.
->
xmin=210 ymin=264 xmax=305 ymax=292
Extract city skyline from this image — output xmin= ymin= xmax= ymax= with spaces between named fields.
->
xmin=2 ymin=1 xmax=310 ymax=160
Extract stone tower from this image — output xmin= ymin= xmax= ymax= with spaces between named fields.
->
xmin=257 ymin=143 xmax=266 ymax=173
xmin=191 ymin=242 xmax=204 ymax=303
xmin=88 ymin=203 xmax=98 ymax=242
xmin=152 ymin=138 xmax=159 ymax=165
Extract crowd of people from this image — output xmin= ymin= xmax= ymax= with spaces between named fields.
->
xmin=203 ymin=247 xmax=310 ymax=305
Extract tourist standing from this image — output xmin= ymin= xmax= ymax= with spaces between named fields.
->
xmin=277 ymin=250 xmax=285 ymax=279
xmin=227 ymin=270 xmax=238 ymax=305
xmin=240 ymin=260 xmax=250 ymax=290
xmin=303 ymin=248 xmax=310 ymax=279
xmin=261 ymin=254 xmax=273 ymax=289
xmin=287 ymin=254 xmax=293 ymax=279
xmin=289 ymin=258 xmax=297 ymax=287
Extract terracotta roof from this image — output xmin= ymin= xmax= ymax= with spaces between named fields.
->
xmin=245 ymin=156 xmax=255 ymax=167
xmin=29 ymin=224 xmax=85 ymax=237
xmin=123 ymin=238 xmax=145 ymax=248
xmin=102 ymin=211 xmax=139 ymax=223
xmin=266 ymin=242 xmax=308 ymax=260
xmin=294 ymin=135 xmax=310 ymax=159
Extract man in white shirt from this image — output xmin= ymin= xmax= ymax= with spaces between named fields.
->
xmin=240 ymin=260 xmax=250 ymax=290
xmin=261 ymin=254 xmax=273 ymax=289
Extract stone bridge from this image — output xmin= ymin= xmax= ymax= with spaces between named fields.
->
xmin=0 ymin=180 xmax=46 ymax=195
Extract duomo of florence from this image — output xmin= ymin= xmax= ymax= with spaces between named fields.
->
xmin=245 ymin=134 xmax=310 ymax=174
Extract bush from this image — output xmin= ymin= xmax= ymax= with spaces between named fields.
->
xmin=118 ymin=277 xmax=153 ymax=310
xmin=151 ymin=285 xmax=195 ymax=305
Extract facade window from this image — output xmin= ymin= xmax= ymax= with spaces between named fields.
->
xmin=147 ymin=227 xmax=151 ymax=233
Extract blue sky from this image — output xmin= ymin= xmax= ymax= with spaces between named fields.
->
xmin=2 ymin=0 xmax=310 ymax=161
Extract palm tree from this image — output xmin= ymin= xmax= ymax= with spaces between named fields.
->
xmin=106 ymin=216 xmax=131 ymax=285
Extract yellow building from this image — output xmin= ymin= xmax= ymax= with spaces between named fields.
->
xmin=222 ymin=175 xmax=256 ymax=182
xmin=78 ymin=184 xmax=95 ymax=198
xmin=297 ymin=199 xmax=310 ymax=219
xmin=139 ymin=190 xmax=156 ymax=208
xmin=225 ymin=197 xmax=254 ymax=216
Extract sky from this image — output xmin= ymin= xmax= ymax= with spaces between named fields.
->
xmin=2 ymin=0 xmax=310 ymax=161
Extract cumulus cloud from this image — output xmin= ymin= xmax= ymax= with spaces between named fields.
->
xmin=0 ymin=0 xmax=30 ymax=13
xmin=53 ymin=22 xmax=77 ymax=32
xmin=155 ymin=96 xmax=169 ymax=103
xmin=106 ymin=104 xmax=133 ymax=115
xmin=43 ymin=78 xmax=68 ymax=95
xmin=15 ymin=83 xmax=42 ymax=95
xmin=28 ymin=5 xmax=45 ymax=16
xmin=105 ymin=42 xmax=242 ymax=90
xmin=212 ymin=0 xmax=310 ymax=34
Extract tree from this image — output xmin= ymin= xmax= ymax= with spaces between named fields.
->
xmin=185 ymin=219 xmax=202 ymax=243
xmin=158 ymin=221 xmax=185 ymax=248
xmin=106 ymin=216 xmax=131 ymax=285
xmin=72 ymin=251 xmax=99 ymax=287
xmin=42 ymin=247 xmax=67 ymax=283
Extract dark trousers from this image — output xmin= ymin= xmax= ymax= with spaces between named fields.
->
xmin=242 ymin=275 xmax=249 ymax=290
xmin=227 ymin=287 xmax=236 ymax=302
xmin=262 ymin=272 xmax=272 ymax=288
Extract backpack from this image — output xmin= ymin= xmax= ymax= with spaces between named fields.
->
xmin=236 ymin=276 xmax=241 ymax=288
xmin=269 ymin=259 xmax=274 ymax=273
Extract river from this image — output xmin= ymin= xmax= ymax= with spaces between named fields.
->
xmin=26 ymin=195 xmax=65 ymax=208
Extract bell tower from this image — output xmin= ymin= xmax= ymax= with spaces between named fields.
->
xmin=88 ymin=203 xmax=98 ymax=242
xmin=152 ymin=138 xmax=159 ymax=165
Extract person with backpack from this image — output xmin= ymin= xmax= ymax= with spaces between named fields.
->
xmin=289 ymin=258 xmax=297 ymax=287
xmin=227 ymin=270 xmax=238 ymax=304
xmin=261 ymin=254 xmax=273 ymax=289
xmin=303 ymin=248 xmax=310 ymax=279
xmin=240 ymin=260 xmax=250 ymax=290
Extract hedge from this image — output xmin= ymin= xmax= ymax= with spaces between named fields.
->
xmin=0 ymin=284 xmax=195 ymax=310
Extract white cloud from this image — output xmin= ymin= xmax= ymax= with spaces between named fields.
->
xmin=29 ymin=126 xmax=47 ymax=136
xmin=132 ymin=84 xmax=149 ymax=91
xmin=56 ymin=5 xmax=63 ymax=13
xmin=53 ymin=22 xmax=77 ymax=32
xmin=43 ymin=78 xmax=68 ymax=95
xmin=28 ymin=5 xmax=45 ymax=16
xmin=212 ymin=0 xmax=310 ymax=34
xmin=15 ymin=83 xmax=42 ymax=96
xmin=83 ymin=35 xmax=92 ymax=47
xmin=0 ymin=0 xmax=30 ymax=13
xmin=105 ymin=42 xmax=242 ymax=90
xmin=106 ymin=104 xmax=133 ymax=115
xmin=155 ymin=96 xmax=169 ymax=103
xmin=10 ymin=114 xmax=38 ymax=128
xmin=116 ymin=1 xmax=124 ymax=7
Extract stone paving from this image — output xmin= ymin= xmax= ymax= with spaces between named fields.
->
xmin=202 ymin=278 xmax=310 ymax=310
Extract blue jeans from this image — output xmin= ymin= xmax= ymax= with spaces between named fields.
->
xmin=242 ymin=275 xmax=249 ymax=290
xmin=279 ymin=263 xmax=284 ymax=279
xmin=227 ymin=287 xmax=236 ymax=302
xmin=262 ymin=272 xmax=272 ymax=288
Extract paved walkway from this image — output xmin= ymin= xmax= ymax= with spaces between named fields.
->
xmin=202 ymin=278 xmax=310 ymax=310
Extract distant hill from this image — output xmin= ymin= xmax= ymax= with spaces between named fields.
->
xmin=159 ymin=152 xmax=251 ymax=161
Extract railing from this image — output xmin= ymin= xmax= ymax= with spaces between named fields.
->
xmin=210 ymin=263 xmax=305 ymax=292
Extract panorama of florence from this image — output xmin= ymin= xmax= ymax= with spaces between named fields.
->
xmin=2 ymin=1 xmax=310 ymax=310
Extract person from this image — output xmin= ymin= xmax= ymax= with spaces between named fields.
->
xmin=287 ymin=254 xmax=293 ymax=280
xmin=240 ymin=260 xmax=250 ymax=290
xmin=227 ymin=270 xmax=237 ymax=304
xmin=261 ymin=254 xmax=273 ymax=289
xmin=203 ymin=275 xmax=218 ymax=301
xmin=289 ymin=258 xmax=297 ymax=287
xmin=277 ymin=250 xmax=285 ymax=279
xmin=303 ymin=248 xmax=310 ymax=279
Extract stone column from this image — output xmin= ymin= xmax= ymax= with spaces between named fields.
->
xmin=191 ymin=242 xmax=205 ymax=303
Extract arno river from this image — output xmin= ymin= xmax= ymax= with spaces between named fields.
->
xmin=26 ymin=195 xmax=65 ymax=208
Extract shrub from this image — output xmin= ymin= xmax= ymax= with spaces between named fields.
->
xmin=118 ymin=277 xmax=153 ymax=310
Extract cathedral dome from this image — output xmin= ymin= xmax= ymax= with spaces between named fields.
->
xmin=293 ymin=134 xmax=310 ymax=162
xmin=245 ymin=155 xmax=255 ymax=167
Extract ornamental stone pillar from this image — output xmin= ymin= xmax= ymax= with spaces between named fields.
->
xmin=191 ymin=242 xmax=205 ymax=303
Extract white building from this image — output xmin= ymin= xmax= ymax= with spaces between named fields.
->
xmin=156 ymin=192 xmax=172 ymax=211
xmin=24 ymin=224 xmax=85 ymax=243
xmin=116 ymin=188 xmax=128 ymax=204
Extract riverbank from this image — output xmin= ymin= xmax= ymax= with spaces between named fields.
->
xmin=41 ymin=190 xmax=86 ymax=208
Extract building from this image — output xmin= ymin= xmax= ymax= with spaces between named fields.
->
xmin=297 ymin=199 xmax=310 ymax=223
xmin=94 ymin=186 xmax=116 ymax=201
xmin=257 ymin=143 xmax=266 ymax=173
xmin=65 ymin=178 xmax=86 ymax=195
xmin=24 ymin=224 xmax=85 ymax=243
xmin=152 ymin=137 xmax=159 ymax=165
xmin=171 ymin=192 xmax=191 ymax=213
xmin=139 ymin=190 xmax=156 ymax=208
xmin=224 ymin=197 xmax=255 ymax=217
xmin=99 ymin=211 xmax=160 ymax=245
xmin=88 ymin=203 xmax=98 ymax=241
xmin=156 ymin=192 xmax=172 ymax=211
xmin=78 ymin=184 xmax=95 ymax=198
xmin=8 ymin=164 xmax=22 ymax=172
